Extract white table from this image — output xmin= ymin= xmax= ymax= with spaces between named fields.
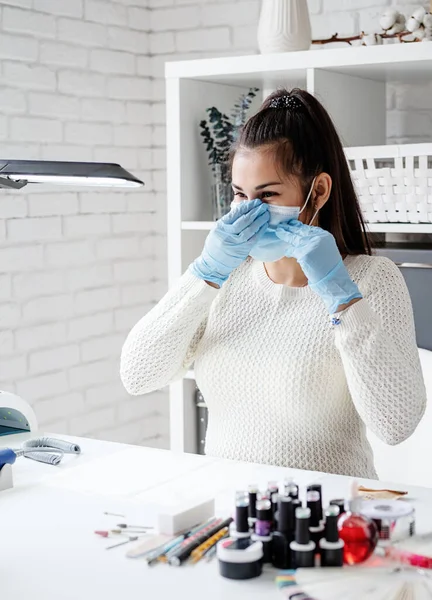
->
xmin=1 ymin=434 xmax=432 ymax=600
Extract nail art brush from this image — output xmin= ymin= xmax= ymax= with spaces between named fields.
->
xmin=165 ymin=518 xmax=220 ymax=559
xmin=145 ymin=535 xmax=186 ymax=566
xmin=190 ymin=526 xmax=230 ymax=564
xmin=205 ymin=531 xmax=230 ymax=562
xmin=169 ymin=517 xmax=233 ymax=566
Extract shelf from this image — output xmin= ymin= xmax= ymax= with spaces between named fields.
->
xmin=166 ymin=43 xmax=432 ymax=84
xmin=167 ymin=42 xmax=432 ymax=454
xmin=182 ymin=221 xmax=432 ymax=234
xmin=182 ymin=221 xmax=214 ymax=231
xmin=367 ymin=224 xmax=432 ymax=234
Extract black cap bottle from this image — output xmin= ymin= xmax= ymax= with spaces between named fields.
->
xmin=248 ymin=485 xmax=258 ymax=522
xmin=232 ymin=491 xmax=250 ymax=539
xmin=251 ymin=499 xmax=273 ymax=563
xmin=283 ymin=478 xmax=299 ymax=499
xmin=271 ymin=496 xmax=294 ymax=569
xmin=329 ymin=498 xmax=346 ymax=517
xmin=289 ymin=507 xmax=316 ymax=568
xmin=307 ymin=484 xmax=323 ymax=523
xmin=307 ymin=490 xmax=325 ymax=547
xmin=319 ymin=505 xmax=344 ymax=566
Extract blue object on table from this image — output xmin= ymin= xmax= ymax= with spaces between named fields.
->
xmin=0 ymin=438 xmax=81 ymax=471
xmin=0 ymin=448 xmax=18 ymax=469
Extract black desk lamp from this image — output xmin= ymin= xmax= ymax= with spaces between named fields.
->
xmin=0 ymin=160 xmax=144 ymax=190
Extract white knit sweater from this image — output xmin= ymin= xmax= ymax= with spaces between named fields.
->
xmin=120 ymin=255 xmax=426 ymax=479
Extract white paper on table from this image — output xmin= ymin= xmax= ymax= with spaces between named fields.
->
xmin=44 ymin=447 xmax=212 ymax=498
xmin=41 ymin=444 xmax=328 ymax=522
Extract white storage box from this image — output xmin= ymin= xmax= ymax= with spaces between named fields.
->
xmin=345 ymin=144 xmax=432 ymax=224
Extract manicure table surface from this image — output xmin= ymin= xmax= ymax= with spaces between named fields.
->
xmin=1 ymin=433 xmax=432 ymax=600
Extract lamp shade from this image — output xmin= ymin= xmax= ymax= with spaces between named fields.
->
xmin=0 ymin=160 xmax=144 ymax=189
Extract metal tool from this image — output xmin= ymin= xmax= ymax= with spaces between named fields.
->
xmin=117 ymin=523 xmax=153 ymax=530
xmin=106 ymin=535 xmax=140 ymax=550
xmin=95 ymin=529 xmax=134 ymax=538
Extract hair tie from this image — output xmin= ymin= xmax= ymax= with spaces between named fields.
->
xmin=269 ymin=95 xmax=303 ymax=110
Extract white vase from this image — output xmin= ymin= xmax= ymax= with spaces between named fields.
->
xmin=257 ymin=0 xmax=312 ymax=54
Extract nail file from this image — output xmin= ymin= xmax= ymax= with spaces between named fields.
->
xmin=157 ymin=498 xmax=215 ymax=536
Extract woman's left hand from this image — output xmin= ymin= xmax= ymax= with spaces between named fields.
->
xmin=275 ymin=219 xmax=363 ymax=314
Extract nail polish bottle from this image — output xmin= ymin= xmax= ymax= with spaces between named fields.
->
xmin=271 ymin=492 xmax=279 ymax=522
xmin=267 ymin=481 xmax=279 ymax=498
xmin=307 ymin=490 xmax=325 ymax=547
xmin=248 ymin=484 xmax=258 ymax=528
xmin=283 ymin=478 xmax=299 ymax=499
xmin=329 ymin=498 xmax=346 ymax=518
xmin=231 ymin=491 xmax=250 ymax=539
xmin=307 ymin=484 xmax=323 ymax=523
xmin=290 ymin=507 xmax=316 ymax=568
xmin=272 ymin=495 xmax=294 ymax=569
xmin=251 ymin=499 xmax=273 ymax=563
xmin=337 ymin=489 xmax=378 ymax=565
xmin=319 ymin=505 xmax=344 ymax=567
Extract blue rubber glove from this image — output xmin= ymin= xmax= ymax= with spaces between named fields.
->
xmin=189 ymin=199 xmax=269 ymax=288
xmin=275 ymin=220 xmax=363 ymax=314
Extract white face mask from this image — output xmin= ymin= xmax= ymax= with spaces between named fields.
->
xmin=266 ymin=176 xmax=318 ymax=228
xmin=231 ymin=177 xmax=317 ymax=227
xmin=247 ymin=176 xmax=318 ymax=262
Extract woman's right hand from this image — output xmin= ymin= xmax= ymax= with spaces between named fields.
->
xmin=189 ymin=199 xmax=269 ymax=288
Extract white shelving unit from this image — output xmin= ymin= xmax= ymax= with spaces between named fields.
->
xmin=181 ymin=221 xmax=432 ymax=235
xmin=165 ymin=43 xmax=432 ymax=454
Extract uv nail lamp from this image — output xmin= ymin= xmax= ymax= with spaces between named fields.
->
xmin=0 ymin=391 xmax=38 ymax=492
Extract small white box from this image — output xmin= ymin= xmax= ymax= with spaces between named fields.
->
xmin=157 ymin=497 xmax=215 ymax=535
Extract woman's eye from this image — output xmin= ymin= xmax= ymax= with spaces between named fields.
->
xmin=232 ymin=190 xmax=278 ymax=200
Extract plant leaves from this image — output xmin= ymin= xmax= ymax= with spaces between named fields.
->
xmin=201 ymin=86 xmax=260 ymax=165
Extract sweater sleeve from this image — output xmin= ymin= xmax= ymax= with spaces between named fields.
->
xmin=120 ymin=270 xmax=219 ymax=395
xmin=334 ymin=257 xmax=427 ymax=446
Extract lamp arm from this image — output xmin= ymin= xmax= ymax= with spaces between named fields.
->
xmin=0 ymin=176 xmax=28 ymax=190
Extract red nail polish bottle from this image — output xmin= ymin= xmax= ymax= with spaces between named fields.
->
xmin=337 ymin=482 xmax=378 ymax=565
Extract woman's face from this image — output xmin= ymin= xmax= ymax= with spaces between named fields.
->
xmin=231 ymin=148 xmax=305 ymax=208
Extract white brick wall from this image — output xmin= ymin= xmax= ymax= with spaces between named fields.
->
xmin=148 ymin=0 xmax=432 ymax=140
xmin=1 ymin=0 xmax=430 ymax=451
xmin=0 ymin=0 xmax=167 ymax=449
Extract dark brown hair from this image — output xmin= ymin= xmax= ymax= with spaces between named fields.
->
xmin=232 ymin=88 xmax=371 ymax=256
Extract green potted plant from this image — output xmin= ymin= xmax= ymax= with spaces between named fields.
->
xmin=200 ymin=87 xmax=259 ymax=220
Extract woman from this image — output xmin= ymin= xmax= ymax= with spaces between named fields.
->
xmin=120 ymin=89 xmax=426 ymax=479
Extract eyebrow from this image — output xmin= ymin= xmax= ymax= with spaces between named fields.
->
xmin=232 ymin=182 xmax=282 ymax=191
